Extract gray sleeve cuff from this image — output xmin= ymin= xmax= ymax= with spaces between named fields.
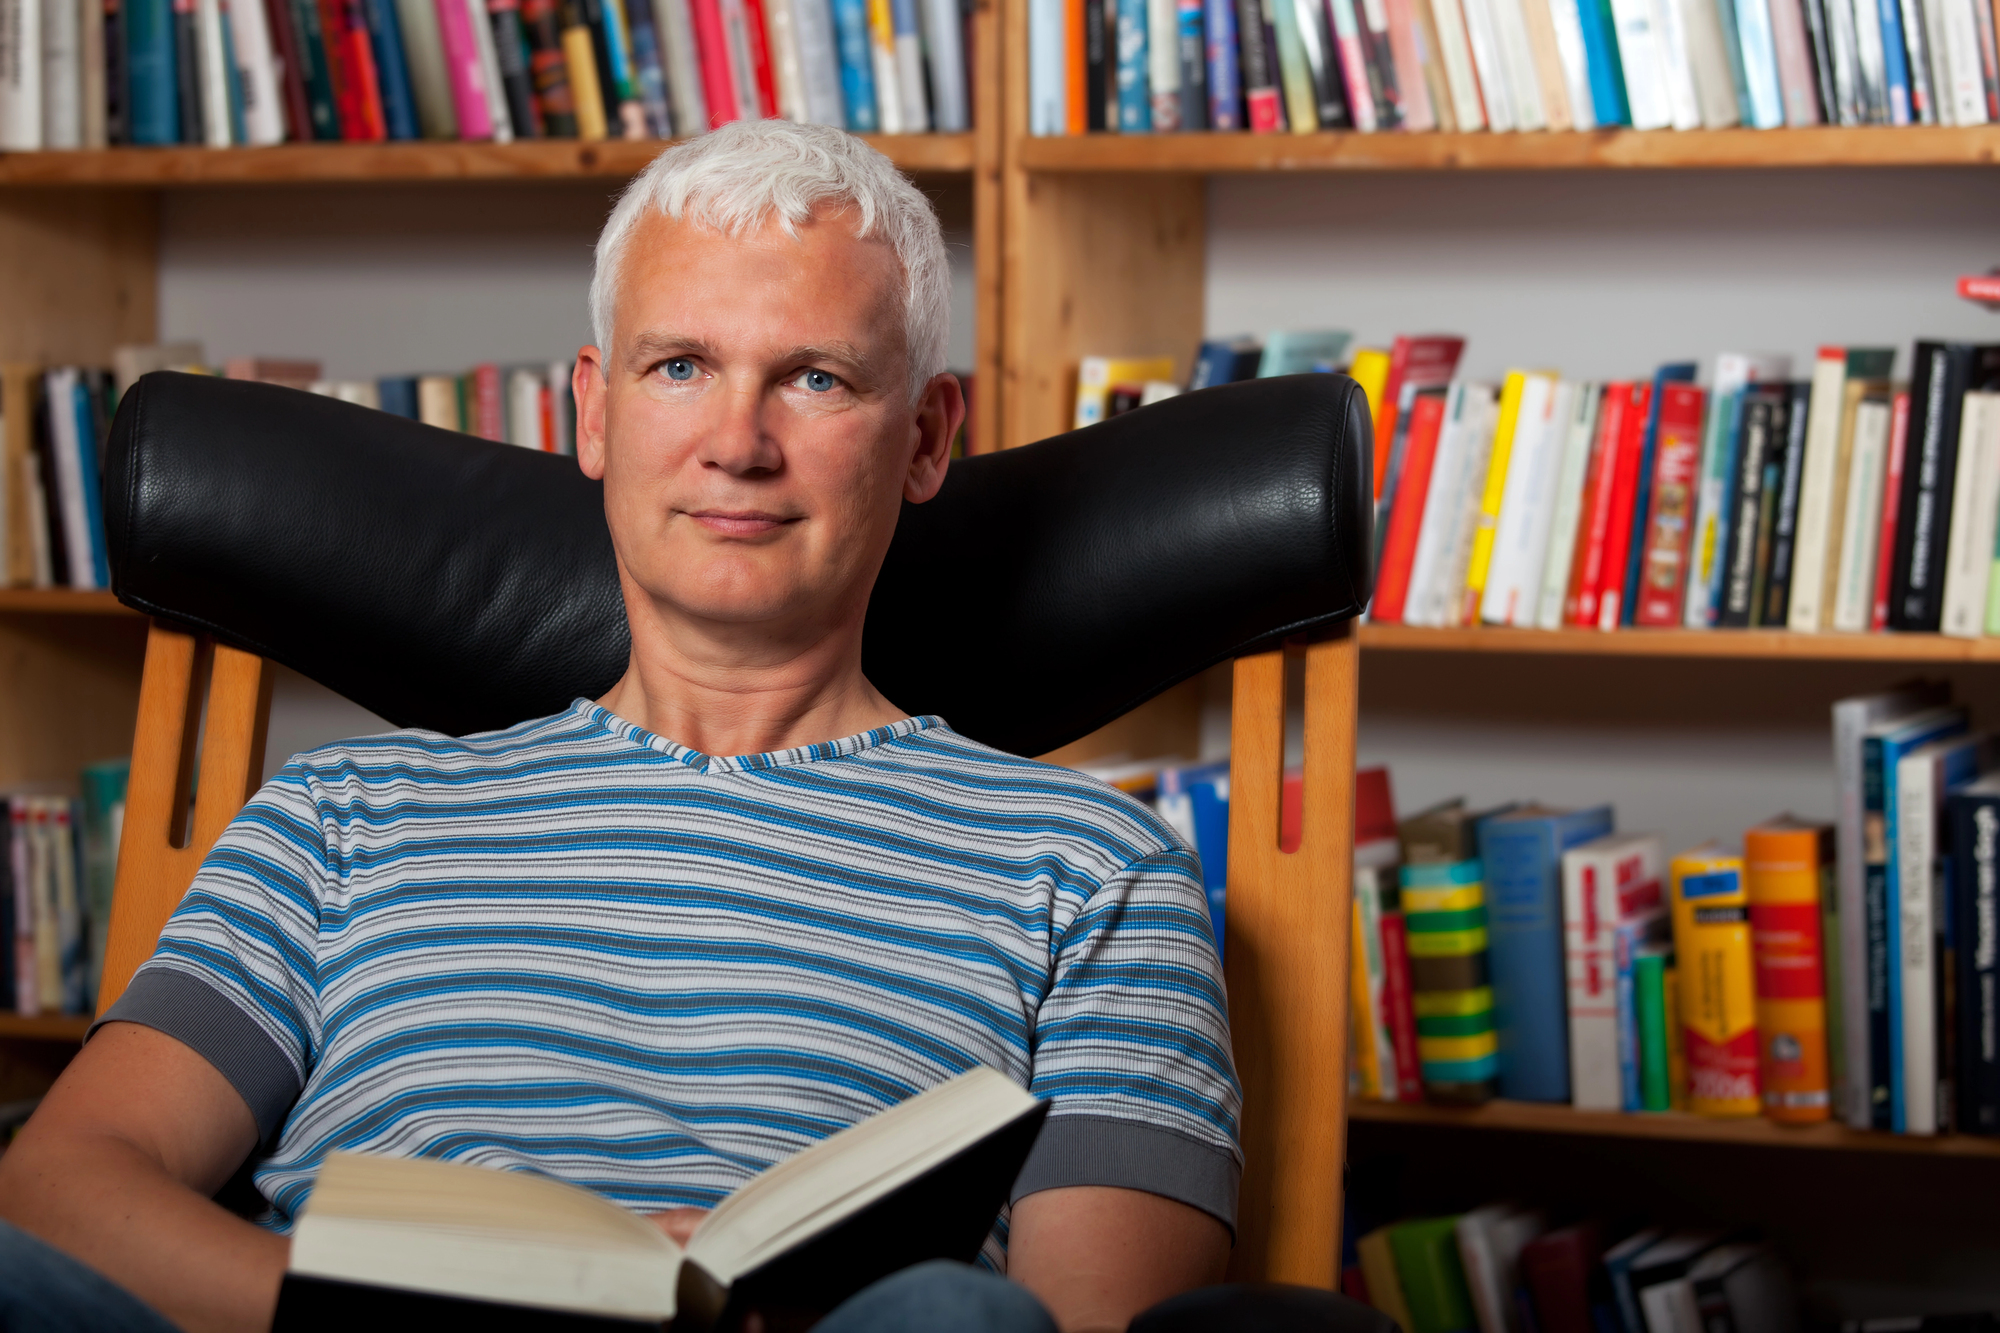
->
xmin=91 ymin=968 xmax=303 ymax=1143
xmin=1010 ymin=1115 xmax=1241 ymax=1233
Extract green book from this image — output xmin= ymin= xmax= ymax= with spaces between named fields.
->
xmin=1635 ymin=945 xmax=1673 ymax=1112
xmin=1386 ymin=1216 xmax=1476 ymax=1333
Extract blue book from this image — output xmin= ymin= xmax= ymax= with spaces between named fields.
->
xmin=1116 ymin=0 xmax=1152 ymax=129
xmin=831 ymin=0 xmax=880 ymax=130
xmin=1188 ymin=337 xmax=1261 ymax=390
xmin=126 ymin=0 xmax=180 ymax=144
xmin=220 ymin=16 xmax=248 ymax=143
xmin=378 ymin=377 xmax=420 ymax=419
xmin=1864 ymin=706 xmax=1967 ymax=1129
xmin=70 ymin=379 xmax=110 ymax=588
xmin=1479 ymin=804 xmax=1615 ymax=1103
xmin=1617 ymin=362 xmax=1697 ymax=627
xmin=1712 ymin=0 xmax=1754 ymax=114
xmin=1614 ymin=914 xmax=1665 ymax=1110
xmin=1575 ymin=0 xmax=1628 ymax=125
xmin=1699 ymin=388 xmax=1754 ymax=624
xmin=1731 ymin=0 xmax=1786 ymax=127
xmin=1158 ymin=761 xmax=1230 ymax=952
xmin=1203 ymin=0 xmax=1240 ymax=129
xmin=1878 ymin=0 xmax=1912 ymax=122
xmin=361 ymin=0 xmax=421 ymax=139
xmin=622 ymin=0 xmax=674 ymax=136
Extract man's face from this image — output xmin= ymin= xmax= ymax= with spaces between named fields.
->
xmin=576 ymin=206 xmax=957 ymax=648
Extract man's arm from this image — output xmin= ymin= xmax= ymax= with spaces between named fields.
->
xmin=1008 ymin=1186 xmax=1230 ymax=1333
xmin=0 ymin=1021 xmax=288 ymax=1333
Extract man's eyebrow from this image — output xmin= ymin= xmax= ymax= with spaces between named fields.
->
xmin=781 ymin=342 xmax=876 ymax=376
xmin=626 ymin=332 xmax=716 ymax=364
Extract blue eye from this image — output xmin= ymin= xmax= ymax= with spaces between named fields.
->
xmin=663 ymin=358 xmax=696 ymax=381
xmin=800 ymin=369 xmax=836 ymax=393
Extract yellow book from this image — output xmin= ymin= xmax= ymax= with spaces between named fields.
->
xmin=1744 ymin=818 xmax=1835 ymax=1123
xmin=563 ymin=26 xmax=609 ymax=141
xmin=1669 ymin=845 xmax=1760 ymax=1117
xmin=1350 ymin=899 xmax=1383 ymax=1100
xmin=1664 ymin=966 xmax=1688 ymax=1110
xmin=1460 ymin=370 xmax=1530 ymax=619
xmin=1357 ymin=1227 xmax=1416 ymax=1333
xmin=1073 ymin=356 xmax=1176 ymax=430
xmin=1348 ymin=347 xmax=1391 ymax=436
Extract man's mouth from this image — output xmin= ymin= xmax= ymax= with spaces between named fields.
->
xmin=684 ymin=509 xmax=797 ymax=537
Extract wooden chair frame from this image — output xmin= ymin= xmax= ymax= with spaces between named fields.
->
xmin=94 ymin=620 xmax=1358 ymax=1287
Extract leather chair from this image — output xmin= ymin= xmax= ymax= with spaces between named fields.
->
xmin=92 ymin=369 xmax=1377 ymax=1306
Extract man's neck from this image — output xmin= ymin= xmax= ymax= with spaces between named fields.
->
xmin=595 ymin=600 xmax=907 ymax=759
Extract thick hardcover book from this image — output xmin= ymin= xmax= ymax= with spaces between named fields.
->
xmin=1888 ymin=342 xmax=2000 ymax=631
xmin=1633 ymin=380 xmax=1707 ymax=626
xmin=1561 ymin=832 xmax=1666 ymax=1111
xmin=1202 ymin=0 xmax=1239 ymax=124
xmin=274 ymin=1069 xmax=1046 ymax=1332
xmin=1757 ymin=380 xmax=1812 ymax=626
xmin=1616 ymin=361 xmax=1696 ymax=625
xmin=1745 ymin=816 xmax=1835 ymax=1123
xmin=1948 ymin=776 xmax=2000 ymax=1134
xmin=360 ymin=0 xmax=422 ymax=135
xmin=1669 ymin=847 xmax=1760 ymax=1116
xmin=1480 ymin=804 xmax=1616 ymax=1103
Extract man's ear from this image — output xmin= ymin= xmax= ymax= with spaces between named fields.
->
xmin=574 ymin=348 xmax=610 ymax=480
xmin=905 ymin=372 xmax=965 ymax=504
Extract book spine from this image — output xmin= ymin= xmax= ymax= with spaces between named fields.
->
xmin=828 ymin=0 xmax=874 ymax=126
xmin=1800 ymin=0 xmax=1840 ymax=117
xmin=1463 ymin=371 xmax=1527 ymax=621
xmin=125 ymin=0 xmax=177 ymax=141
xmin=885 ymin=0 xmax=926 ymax=124
xmin=1670 ymin=851 xmax=1761 ymax=1117
xmin=518 ymin=0 xmax=577 ymax=131
xmin=1614 ymin=918 xmax=1652 ymax=1110
xmin=1594 ymin=382 xmax=1650 ymax=629
xmin=1565 ymin=849 xmax=1623 ymax=1110
xmin=1430 ymin=0 xmax=1491 ymax=125
xmin=1538 ymin=384 xmax=1600 ymax=629
xmin=1685 ymin=386 xmax=1740 ymax=628
xmin=1235 ymin=0 xmax=1281 ymax=126
xmin=1300 ymin=0 xmax=1354 ymax=126
xmin=617 ymin=0 xmax=667 ymax=131
xmin=1890 ymin=344 xmax=1967 ymax=631
xmin=1733 ymin=0 xmax=1787 ymax=122
xmin=1717 ymin=394 xmax=1773 ymax=628
xmin=1403 ymin=860 xmax=1500 ymax=1101
xmin=1759 ymin=382 xmax=1812 ymax=626
xmin=1634 ymin=946 xmax=1672 ymax=1110
xmin=598 ymin=0 xmax=644 ymax=131
xmin=864 ymin=0 xmax=901 ymax=127
xmin=230 ymin=0 xmax=292 ymax=139
xmin=1873 ymin=389 xmax=1911 ymax=631
xmin=1565 ymin=384 xmax=1627 ymax=627
xmin=38 ymin=0 xmax=79 ymax=147
xmin=487 ymin=0 xmax=545 ymax=132
xmin=1327 ymin=0 xmax=1380 ymax=127
xmin=1372 ymin=392 xmax=1448 ymax=624
xmin=921 ymin=0 xmax=968 ymax=126
xmin=1878 ymin=0 xmax=1912 ymax=118
xmin=433 ymin=0 xmax=494 ymax=132
xmin=1350 ymin=884 xmax=1392 ymax=1099
xmin=1940 ymin=394 xmax=1997 ymax=636
xmin=1767 ymin=0 xmax=1822 ymax=119
xmin=1862 ymin=735 xmax=1895 ymax=1126
xmin=1895 ymin=753 xmax=1941 ymax=1133
xmin=1544 ymin=0 xmax=1596 ymax=124
xmin=788 ymin=0 xmax=842 ymax=124
xmin=1747 ymin=829 xmax=1835 ymax=1123
xmin=1202 ymin=0 xmax=1238 ymax=124
xmin=1359 ymin=0 xmax=1408 ymax=124
xmin=1175 ymin=0 xmax=1207 ymax=124
xmin=1950 ymin=793 xmax=2000 ymax=1133
xmin=1116 ymin=0 xmax=1152 ymax=126
xmin=1146 ymin=0 xmax=1179 ymax=124
xmin=653 ymin=0 xmax=706 ymax=128
xmin=560 ymin=9 xmax=607 ymax=134
xmin=356 ymin=0 xmax=417 ymax=137
xmin=1379 ymin=908 xmax=1424 ymax=1101
xmin=1832 ymin=396 xmax=1891 ymax=631
xmin=1031 ymin=0 xmax=1062 ymax=127
xmin=1634 ymin=382 xmax=1707 ymax=627
xmin=1608 ymin=0 xmax=1671 ymax=125
xmin=1485 ymin=816 xmax=1609 ymax=1104
xmin=173 ymin=0 xmax=205 ymax=140
xmin=316 ymin=0 xmax=363 ymax=136
xmin=1787 ymin=350 xmax=1850 ymax=632
xmin=1619 ymin=369 xmax=1692 ymax=626
xmin=10 ymin=802 xmax=32 ymax=1015
xmin=1386 ymin=0 xmax=1437 ymax=123
xmin=766 ymin=0 xmax=808 ymax=119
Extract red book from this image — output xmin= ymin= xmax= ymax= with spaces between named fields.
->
xmin=318 ymin=0 xmax=366 ymax=138
xmin=1872 ymin=390 xmax=1912 ymax=632
xmin=1370 ymin=390 xmax=1447 ymax=623
xmin=341 ymin=0 xmax=389 ymax=138
xmin=1633 ymin=382 xmax=1708 ymax=627
xmin=538 ymin=383 xmax=555 ymax=453
xmin=1520 ymin=1223 xmax=1603 ymax=1333
xmin=737 ymin=0 xmax=781 ymax=117
xmin=262 ymin=0 xmax=313 ymax=138
xmin=471 ymin=364 xmax=505 ymax=440
xmin=1246 ymin=86 xmax=1283 ymax=131
xmin=1592 ymin=382 xmax=1653 ymax=630
xmin=1565 ymin=383 xmax=1632 ymax=627
xmin=686 ymin=0 xmax=739 ymax=125
xmin=1372 ymin=335 xmax=1466 ymax=494
xmin=1377 ymin=910 xmax=1422 ymax=1101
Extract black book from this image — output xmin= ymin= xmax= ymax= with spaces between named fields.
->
xmin=488 ymin=1 xmax=546 ymax=136
xmin=1232 ymin=0 xmax=1277 ymax=128
xmin=172 ymin=0 xmax=205 ymax=143
xmin=1352 ymin=0 xmax=1400 ymax=128
xmin=1759 ymin=381 xmax=1812 ymax=627
xmin=1888 ymin=342 xmax=2000 ymax=632
xmin=273 ymin=1069 xmax=1047 ymax=1333
xmin=1084 ymin=0 xmax=1108 ymax=129
xmin=1949 ymin=778 xmax=2000 ymax=1136
xmin=30 ymin=379 xmax=70 ymax=589
xmin=521 ymin=0 xmax=580 ymax=136
xmin=105 ymin=0 xmax=128 ymax=143
xmin=1176 ymin=0 xmax=1208 ymax=129
xmin=1717 ymin=389 xmax=1780 ymax=628
xmin=1800 ymin=0 xmax=1837 ymax=124
xmin=572 ymin=0 xmax=625 ymax=127
xmin=1294 ymin=0 xmax=1349 ymax=127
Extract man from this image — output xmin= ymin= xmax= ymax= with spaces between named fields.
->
xmin=0 ymin=121 xmax=1238 ymax=1333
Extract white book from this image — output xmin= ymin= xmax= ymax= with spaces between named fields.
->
xmin=1481 ymin=374 xmax=1562 ymax=627
xmin=1678 ymin=0 xmax=1740 ymax=124
xmin=1942 ymin=0 xmax=1990 ymax=121
xmin=39 ymin=0 xmax=78 ymax=147
xmin=42 ymin=368 xmax=97 ymax=590
xmin=1649 ymin=0 xmax=1703 ymax=126
xmin=79 ymin=0 xmax=103 ymax=144
xmin=1919 ymin=0 xmax=1954 ymax=123
xmin=548 ymin=359 xmax=576 ymax=456
xmin=1431 ymin=388 xmax=1502 ymax=627
xmin=1830 ymin=397 xmax=1893 ymax=632
xmin=1563 ymin=833 xmax=1666 ymax=1111
xmin=790 ymin=0 xmax=845 ymax=125
xmin=1831 ymin=685 xmax=1948 ymax=1127
xmin=1939 ymin=393 xmax=2000 ymax=637
xmin=1460 ymin=0 xmax=1519 ymax=129
xmin=3 ymin=0 xmax=46 ymax=148
xmin=1851 ymin=0 xmax=1889 ymax=121
xmin=506 ymin=368 xmax=546 ymax=452
xmin=893 ymin=1 xmax=930 ymax=130
xmin=227 ymin=0 xmax=287 ymax=143
xmin=195 ymin=0 xmax=233 ymax=144
xmin=1029 ymin=0 xmax=1065 ymax=131
xmin=1609 ymin=0 xmax=1675 ymax=126
xmin=922 ymin=0 xmax=970 ymax=129
xmin=394 ymin=0 xmax=458 ymax=137
xmin=465 ymin=0 xmax=515 ymax=140
xmin=1457 ymin=1205 xmax=1546 ymax=1333
xmin=1488 ymin=0 xmax=1549 ymax=127
xmin=655 ymin=0 xmax=708 ymax=133
xmin=867 ymin=0 xmax=904 ymax=130
xmin=1537 ymin=383 xmax=1601 ymax=631
xmin=1787 ymin=348 xmax=1856 ymax=633
xmin=1146 ymin=0 xmax=1180 ymax=127
xmin=1546 ymin=0 xmax=1597 ymax=125
xmin=1640 ymin=1279 xmax=1703 ymax=1333
xmin=1405 ymin=382 xmax=1481 ymax=628
xmin=1430 ymin=0 xmax=1490 ymax=127
xmin=1685 ymin=352 xmax=1791 ymax=628
xmin=1824 ymin=0 xmax=1860 ymax=121
xmin=765 ymin=0 xmax=810 ymax=120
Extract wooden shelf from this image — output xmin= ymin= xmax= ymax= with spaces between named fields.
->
xmin=1350 ymin=1096 xmax=2000 ymax=1157
xmin=1359 ymin=622 xmax=2000 ymax=663
xmin=0 ymin=135 xmax=977 ymax=187
xmin=0 ymin=589 xmax=132 ymax=615
xmin=0 ymin=1013 xmax=90 ymax=1041
xmin=1018 ymin=124 xmax=2000 ymax=173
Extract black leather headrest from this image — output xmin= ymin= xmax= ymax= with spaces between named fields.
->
xmin=106 ymin=371 xmax=1371 ymax=757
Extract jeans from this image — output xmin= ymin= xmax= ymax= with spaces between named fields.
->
xmin=0 ymin=1222 xmax=1053 ymax=1333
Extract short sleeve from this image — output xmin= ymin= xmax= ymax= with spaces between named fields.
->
xmin=1012 ymin=847 xmax=1243 ymax=1230
xmin=92 ymin=765 xmax=329 ymax=1140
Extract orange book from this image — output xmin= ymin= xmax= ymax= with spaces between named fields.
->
xmin=1669 ymin=845 xmax=1761 ymax=1117
xmin=1745 ymin=817 xmax=1834 ymax=1123
xmin=1065 ymin=0 xmax=1086 ymax=134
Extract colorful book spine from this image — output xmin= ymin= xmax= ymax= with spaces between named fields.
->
xmin=1236 ymin=0 xmax=1283 ymax=128
xmin=363 ymin=0 xmax=423 ymax=135
xmin=1948 ymin=781 xmax=2000 ymax=1134
xmin=1379 ymin=906 xmax=1424 ymax=1101
xmin=1745 ymin=819 xmax=1835 ymax=1123
xmin=434 ymin=0 xmax=496 ymax=133
xmin=1633 ymin=381 xmax=1708 ymax=626
xmin=1618 ymin=362 xmax=1697 ymax=626
xmin=1564 ymin=382 xmax=1631 ymax=628
xmin=1592 ymin=381 xmax=1650 ymax=629
xmin=1563 ymin=833 xmax=1666 ymax=1112
xmin=1117 ymin=0 xmax=1152 ymax=127
xmin=829 ymin=0 xmax=878 ymax=128
xmin=1669 ymin=846 xmax=1761 ymax=1117
xmin=127 ymin=0 xmax=181 ymax=141
xmin=1203 ymin=0 xmax=1240 ymax=125
xmin=1634 ymin=944 xmax=1674 ymax=1108
xmin=1403 ymin=858 xmax=1499 ymax=1102
xmin=1351 ymin=869 xmax=1396 ymax=1100
xmin=1372 ymin=390 xmax=1449 ymax=623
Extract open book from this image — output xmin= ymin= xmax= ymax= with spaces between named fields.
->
xmin=274 ymin=1067 xmax=1048 ymax=1332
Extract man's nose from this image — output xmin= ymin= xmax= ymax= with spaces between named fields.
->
xmin=696 ymin=382 xmax=783 ymax=476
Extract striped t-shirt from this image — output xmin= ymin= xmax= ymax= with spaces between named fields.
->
xmin=105 ymin=701 xmax=1241 ymax=1258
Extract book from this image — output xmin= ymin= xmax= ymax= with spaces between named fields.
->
xmin=1679 ymin=0 xmax=1743 ymax=125
xmin=1256 ymin=330 xmax=1351 ymax=377
xmin=1874 ymin=390 xmax=1913 ymax=630
xmin=1481 ymin=804 xmax=1615 ymax=1104
xmin=1201 ymin=0 xmax=1239 ymax=123
xmin=1565 ymin=381 xmax=1633 ymax=628
xmin=1633 ymin=944 xmax=1675 ymax=1109
xmin=1563 ymin=832 xmax=1667 ymax=1112
xmin=1757 ymin=380 xmax=1812 ymax=626
xmin=829 ymin=0 xmax=875 ymax=128
xmin=1460 ymin=0 xmax=1516 ymax=127
xmin=1715 ymin=385 xmax=1779 ymax=629
xmin=1745 ymin=816 xmax=1835 ymax=1124
xmin=1403 ymin=382 xmax=1481 ymax=628
xmin=1074 ymin=355 xmax=1174 ymax=428
xmin=1831 ymin=390 xmax=1896 ymax=632
xmin=1456 ymin=1206 xmax=1544 ymax=1333
xmin=1940 ymin=392 xmax=2000 ymax=637
xmin=1788 ymin=346 xmax=1895 ymax=632
xmin=1516 ymin=0 xmax=1575 ymax=127
xmin=1519 ymin=1223 xmax=1602 ymax=1333
xmin=1429 ymin=0 xmax=1490 ymax=124
xmin=1488 ymin=0 xmax=1550 ymax=125
xmin=1352 ymin=865 xmax=1399 ymax=1100
xmin=1481 ymin=376 xmax=1568 ymax=628
xmin=1889 ymin=342 xmax=2000 ymax=631
xmin=1590 ymin=380 xmax=1650 ymax=629
xmin=277 ymin=1068 xmax=1047 ymax=1330
xmin=1669 ymin=845 xmax=1759 ymax=1116
xmin=1633 ymin=381 xmax=1706 ymax=627
xmin=1358 ymin=1227 xmax=1418 ymax=1333
xmin=1400 ymin=799 xmax=1517 ymax=1103
xmin=1463 ymin=371 xmax=1537 ymax=623
xmin=1946 ymin=774 xmax=2000 ymax=1134
xmin=1686 ymin=354 xmax=1789 ymax=629
xmin=1145 ymin=0 xmax=1180 ymax=125
xmin=1372 ymin=388 xmax=1450 ymax=625
xmin=1388 ymin=1217 xmax=1478 ymax=1333
xmin=1609 ymin=0 xmax=1673 ymax=124
xmin=1616 ymin=362 xmax=1696 ymax=626
xmin=1536 ymin=382 xmax=1603 ymax=631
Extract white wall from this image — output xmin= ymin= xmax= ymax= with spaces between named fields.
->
xmin=154 ymin=178 xmax=978 ymax=775
xmin=1208 ymin=166 xmax=2000 ymax=848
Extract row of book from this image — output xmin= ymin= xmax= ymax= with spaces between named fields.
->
xmin=1026 ymin=0 xmax=2000 ymax=134
xmin=1346 ymin=1206 xmax=1796 ymax=1333
xmin=3 ymin=760 xmax=128 ymax=1019
xmin=0 ymin=0 xmax=969 ymax=150
xmin=225 ymin=352 xmax=585 ymax=450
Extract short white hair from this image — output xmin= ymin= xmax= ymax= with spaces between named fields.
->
xmin=589 ymin=121 xmax=950 ymax=403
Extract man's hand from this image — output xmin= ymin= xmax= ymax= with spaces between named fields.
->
xmin=1008 ymin=1186 xmax=1229 ymax=1333
xmin=0 ymin=1021 xmax=287 ymax=1333
xmin=646 ymin=1207 xmax=709 ymax=1246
